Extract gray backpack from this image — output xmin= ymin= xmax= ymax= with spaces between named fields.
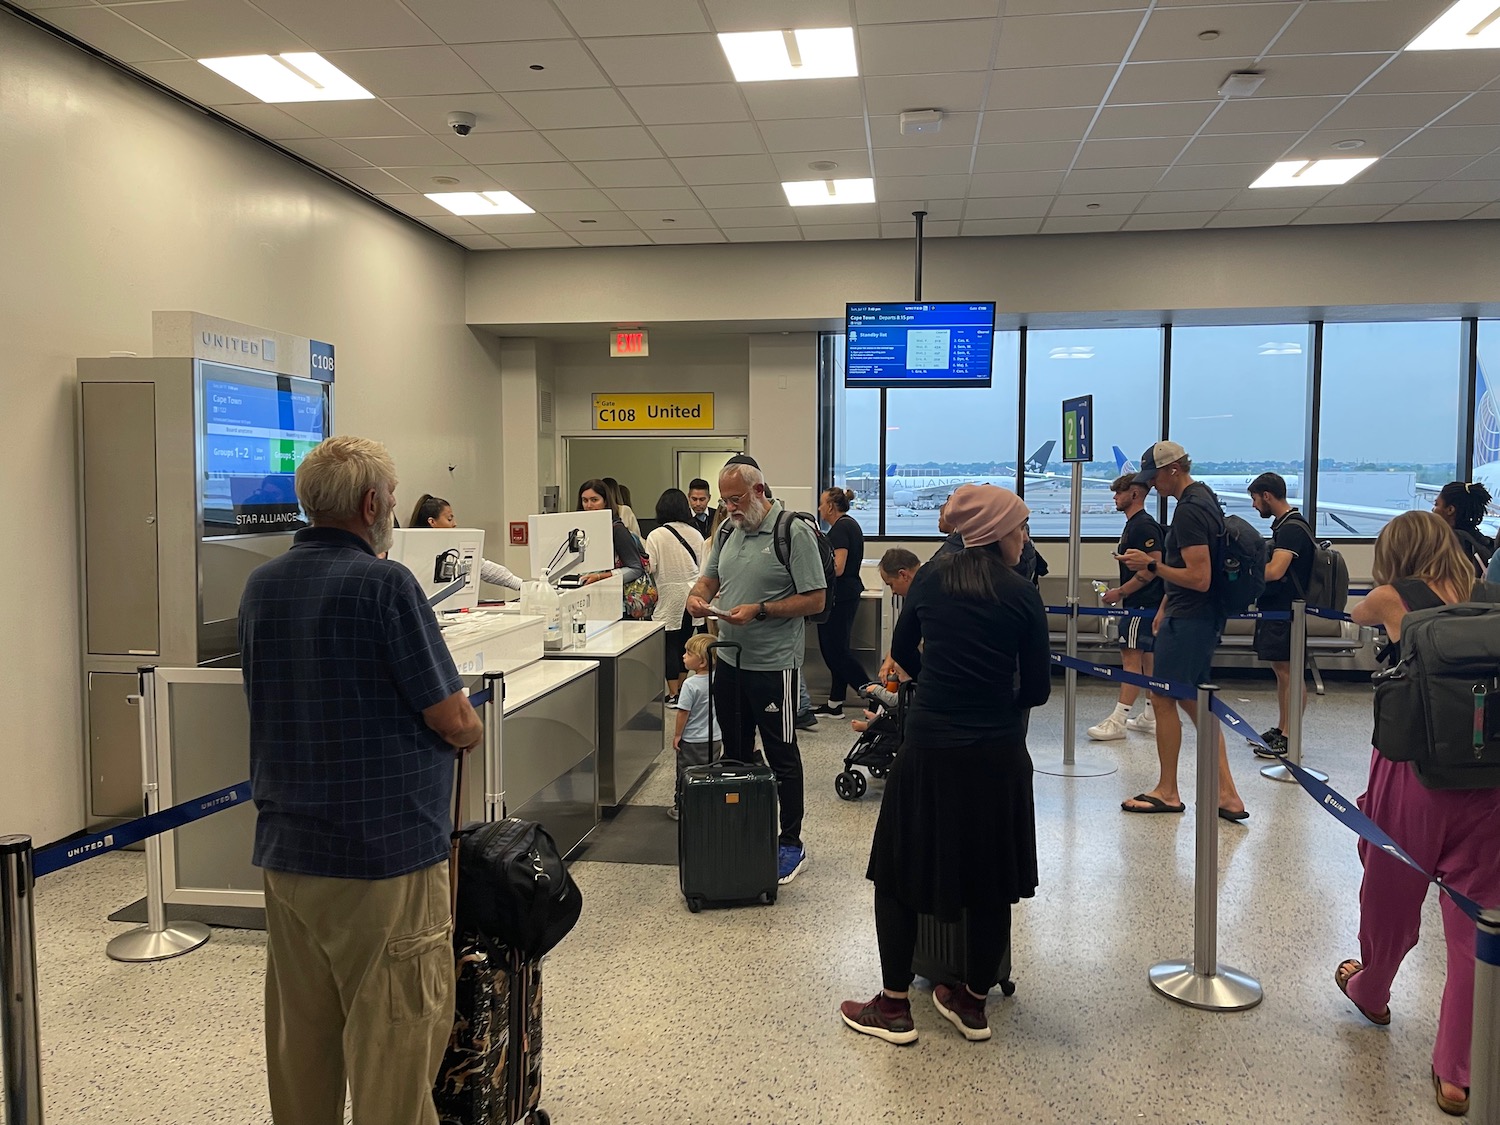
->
xmin=1372 ymin=580 xmax=1500 ymax=790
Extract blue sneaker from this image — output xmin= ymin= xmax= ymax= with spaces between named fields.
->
xmin=777 ymin=845 xmax=807 ymax=885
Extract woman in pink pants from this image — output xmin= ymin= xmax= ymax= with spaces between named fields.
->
xmin=1345 ymin=511 xmax=1500 ymax=1117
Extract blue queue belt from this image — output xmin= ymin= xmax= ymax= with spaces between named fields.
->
xmin=1044 ymin=605 xmax=1292 ymax=621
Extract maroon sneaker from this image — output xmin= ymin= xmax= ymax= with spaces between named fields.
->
xmin=933 ymin=983 xmax=991 ymax=1041
xmin=839 ymin=993 xmax=918 ymax=1045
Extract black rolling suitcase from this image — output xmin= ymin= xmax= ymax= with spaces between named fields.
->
xmin=678 ymin=640 xmax=779 ymax=912
xmin=912 ymin=911 xmax=1016 ymax=997
xmin=436 ymin=752 xmax=552 ymax=1125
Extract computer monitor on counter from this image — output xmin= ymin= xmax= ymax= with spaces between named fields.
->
xmin=387 ymin=528 xmax=485 ymax=611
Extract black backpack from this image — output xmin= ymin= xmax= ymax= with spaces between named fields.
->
xmin=1284 ymin=513 xmax=1350 ymax=612
xmin=1182 ymin=487 xmax=1266 ymax=616
xmin=718 ymin=509 xmax=838 ymax=624
xmin=455 ymin=817 xmax=582 ymax=959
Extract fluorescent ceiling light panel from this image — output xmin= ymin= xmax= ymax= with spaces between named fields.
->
xmin=781 ymin=177 xmax=875 ymax=206
xmin=199 ymin=53 xmax=374 ymax=103
xmin=1249 ymin=158 xmax=1378 ymax=188
xmin=425 ymin=191 xmax=535 ymax=216
xmin=718 ymin=28 xmax=858 ymax=82
xmin=1407 ymin=1 xmax=1500 ymax=51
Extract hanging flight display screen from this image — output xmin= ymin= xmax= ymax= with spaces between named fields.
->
xmin=845 ymin=302 xmax=996 ymax=388
xmin=198 ymin=361 xmax=330 ymax=535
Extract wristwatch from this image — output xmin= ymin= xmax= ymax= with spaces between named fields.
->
xmin=1146 ymin=561 xmax=1158 ymax=574
xmin=755 ymin=601 xmax=768 ymax=621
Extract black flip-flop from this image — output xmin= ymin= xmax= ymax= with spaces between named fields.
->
xmin=1122 ymin=793 xmax=1186 ymax=814
xmin=1218 ymin=807 xmax=1250 ymax=822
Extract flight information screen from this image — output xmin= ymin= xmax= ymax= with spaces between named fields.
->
xmin=198 ymin=361 xmax=329 ymax=535
xmin=845 ymin=302 xmax=996 ymax=388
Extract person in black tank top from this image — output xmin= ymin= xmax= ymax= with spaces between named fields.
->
xmin=812 ymin=488 xmax=872 ymax=715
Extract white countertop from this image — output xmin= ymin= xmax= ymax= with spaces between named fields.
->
xmin=545 ymin=619 xmax=665 ymax=658
xmin=501 ymin=658 xmax=598 ymax=712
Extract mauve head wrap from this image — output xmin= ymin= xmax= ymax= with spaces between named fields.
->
xmin=942 ymin=484 xmax=1029 ymax=547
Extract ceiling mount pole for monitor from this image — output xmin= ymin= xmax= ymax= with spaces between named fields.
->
xmin=912 ymin=209 xmax=927 ymax=301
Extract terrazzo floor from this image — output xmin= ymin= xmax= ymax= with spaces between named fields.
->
xmin=5 ymin=675 xmax=1479 ymax=1124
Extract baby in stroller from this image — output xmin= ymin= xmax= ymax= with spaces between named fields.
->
xmin=835 ymin=678 xmax=913 ymax=801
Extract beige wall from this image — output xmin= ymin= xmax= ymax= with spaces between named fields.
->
xmin=1 ymin=14 xmax=502 ymax=844
xmin=550 ymin=336 xmax=750 ymax=435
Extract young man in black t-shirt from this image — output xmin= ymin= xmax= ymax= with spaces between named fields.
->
xmin=1248 ymin=472 xmax=1318 ymax=757
xmin=1088 ymin=474 xmax=1164 ymax=741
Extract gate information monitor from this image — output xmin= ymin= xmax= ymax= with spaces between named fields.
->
xmin=845 ymin=302 xmax=996 ymax=388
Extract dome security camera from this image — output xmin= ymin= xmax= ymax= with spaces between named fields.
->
xmin=447 ymin=111 xmax=477 ymax=137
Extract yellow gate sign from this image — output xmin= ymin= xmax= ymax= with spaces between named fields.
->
xmin=592 ymin=393 xmax=714 ymax=431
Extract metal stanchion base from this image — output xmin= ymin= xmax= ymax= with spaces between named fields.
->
xmin=1035 ymin=756 xmax=1117 ymax=778
xmin=1148 ymin=960 xmax=1263 ymax=1011
xmin=106 ymin=921 xmax=211 ymax=963
xmin=1260 ymin=762 xmax=1329 ymax=784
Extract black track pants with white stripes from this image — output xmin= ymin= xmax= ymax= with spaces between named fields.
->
xmin=711 ymin=662 xmax=804 ymax=849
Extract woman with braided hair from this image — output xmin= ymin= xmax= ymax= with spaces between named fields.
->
xmin=1432 ymin=480 xmax=1495 ymax=578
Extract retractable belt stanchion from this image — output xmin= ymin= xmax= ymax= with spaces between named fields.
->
xmin=106 ymin=667 xmax=210 ymax=963
xmin=1 ymin=835 xmax=44 ymax=1124
xmin=1149 ymin=684 xmax=1262 ymax=1011
xmin=481 ymin=671 xmax=506 ymax=822
xmin=1261 ymin=600 xmax=1329 ymax=785
xmin=1473 ymin=909 xmax=1500 ymax=1125
xmin=1037 ymin=460 xmax=1115 ymax=779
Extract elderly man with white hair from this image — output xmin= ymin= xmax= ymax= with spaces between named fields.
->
xmin=687 ymin=459 xmax=827 ymax=885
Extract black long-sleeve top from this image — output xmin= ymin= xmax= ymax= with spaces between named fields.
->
xmin=892 ymin=553 xmax=1052 ymax=748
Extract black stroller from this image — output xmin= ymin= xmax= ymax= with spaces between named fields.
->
xmin=834 ymin=681 xmax=915 ymax=801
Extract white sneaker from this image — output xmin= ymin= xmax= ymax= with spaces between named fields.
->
xmin=1086 ymin=713 xmax=1128 ymax=741
xmin=1125 ymin=712 xmax=1156 ymax=734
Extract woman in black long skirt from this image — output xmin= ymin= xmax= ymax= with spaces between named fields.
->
xmin=839 ymin=483 xmax=1051 ymax=1045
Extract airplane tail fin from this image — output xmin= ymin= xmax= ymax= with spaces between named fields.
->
xmin=1025 ymin=440 xmax=1055 ymax=472
xmin=1112 ymin=445 xmax=1138 ymax=475
xmin=886 ymin=462 xmax=897 ymax=477
xmin=1476 ymin=359 xmax=1499 ymax=468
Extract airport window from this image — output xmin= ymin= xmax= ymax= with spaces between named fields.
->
xmin=1317 ymin=321 xmax=1464 ymax=539
xmin=827 ymin=337 xmax=881 ymax=537
xmin=1169 ymin=324 xmax=1312 ymax=530
xmin=1474 ymin=320 xmax=1500 ymax=537
xmin=1022 ymin=327 xmax=1163 ymax=538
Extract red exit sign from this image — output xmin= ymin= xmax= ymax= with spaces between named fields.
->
xmin=610 ymin=329 xmax=649 ymax=357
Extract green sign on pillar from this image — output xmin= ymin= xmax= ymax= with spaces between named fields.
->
xmin=1062 ymin=395 xmax=1093 ymax=463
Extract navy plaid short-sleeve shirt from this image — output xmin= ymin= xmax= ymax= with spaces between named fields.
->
xmin=239 ymin=527 xmax=463 ymax=880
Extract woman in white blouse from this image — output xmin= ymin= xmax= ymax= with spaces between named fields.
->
xmin=408 ymin=494 xmax=523 ymax=594
xmin=644 ymin=488 xmax=706 ymax=701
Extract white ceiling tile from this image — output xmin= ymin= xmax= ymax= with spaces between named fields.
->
xmin=1391 ymin=126 xmax=1500 ymax=159
xmin=575 ymin=159 xmax=684 ymax=187
xmin=337 ymin=167 xmax=418 ymax=193
xmin=441 ymin=131 xmax=564 ymax=163
xmin=421 ymin=215 xmax=483 ymax=237
xmin=863 ymin=74 xmax=988 ymax=116
xmin=453 ymin=40 xmax=607 ymax=92
xmin=1109 ymin=59 xmax=1257 ymax=106
xmin=772 ymin=150 xmax=873 ymax=177
xmin=134 ymin=59 xmax=261 ymax=105
xmin=795 ymin=203 xmax=879 ymax=225
xmin=339 ymin=135 xmax=462 ymax=164
xmin=39 ymin=6 xmax=183 ymax=62
xmin=1359 ymin=52 xmax=1500 ymax=95
xmin=960 ymin=217 xmax=1043 ymax=235
xmin=704 ymin=0 xmax=851 ymax=32
xmin=1177 ymin=132 xmax=1303 ymax=166
xmin=1155 ymin=163 xmax=1263 ymax=191
xmin=117 ymin=0 xmax=306 ymax=57
xmin=453 ymin=233 xmax=507 ymax=250
xmin=740 ymin=79 xmax=865 ymax=120
xmin=978 ymin=107 xmax=1095 ymax=144
xmin=1315 ymin=93 xmax=1467 ymax=132
xmin=878 ymin=199 xmax=963 ymax=221
xmin=1267 ymin=0 xmax=1451 ymax=55
xmin=1317 ymin=180 xmax=1425 ymax=206
xmin=1205 ymin=208 xmax=1303 ymax=228
xmin=877 ymin=174 xmax=975 ymax=198
xmin=517 ymin=187 xmax=619 ymax=211
xmin=387 ymin=164 xmax=499 ymax=191
xmin=496 ymin=234 xmax=582 ymax=249
xmin=1073 ymin=137 xmax=1186 ymax=169
xmin=1223 ymin=185 xmax=1333 ymax=209
xmin=962 ymin=196 xmax=1053 ymax=218
xmin=690 ymin=182 xmax=788 ymax=207
xmin=1134 ymin=188 xmax=1236 ymax=214
xmin=1282 ymin=129 xmax=1418 ymax=160
xmin=1467 ymin=202 xmax=1500 ymax=220
xmin=1041 ymin=214 xmax=1127 ymax=233
xmin=503 ymin=88 xmax=637 ymax=131
xmin=626 ymin=209 xmax=719 ymax=229
xmin=1354 ymin=155 xmax=1474 ymax=182
xmin=1381 ymin=202 xmax=1485 ymax=222
xmin=869 ymin=114 xmax=980 ymax=147
xmin=215 ymin=103 xmax=323 ymax=140
xmin=250 ymin=0 xmax=440 ymax=51
xmin=386 ymin=95 xmax=532 ymax=134
xmin=1410 ymin=181 xmax=1500 ymax=205
xmin=1291 ymin=204 xmax=1394 ymax=225
xmin=546 ymin=127 xmax=661 ymax=161
xmin=759 ymin=117 xmax=868 ymax=153
xmin=570 ymin=230 xmax=654 ymax=245
xmin=723 ymin=227 xmax=801 ymax=241
xmin=586 ymin=34 xmax=734 ymax=86
xmin=607 ymin=187 xmax=704 ymax=210
xmin=859 ymin=20 xmax=997 ymax=76
xmin=326 ymin=47 xmax=489 ymax=97
xmin=647 ymin=228 xmax=729 ymax=243
xmin=479 ymin=163 xmax=594 ymax=189
xmin=1203 ymin=96 xmax=1343 ymax=135
xmin=622 ymin=85 xmax=749 ymax=125
xmin=1059 ymin=167 xmax=1168 ymax=194
xmin=880 ymin=219 xmax=960 ymax=237
xmin=708 ymin=207 xmax=798 ymax=228
xmin=1435 ymin=92 xmax=1500 ymax=128
xmin=1121 ymin=212 xmax=1211 ymax=231
xmin=1049 ymin=192 xmax=1143 ymax=216
xmin=855 ymin=0 xmax=1002 ymax=24
xmin=968 ymin=169 xmax=1066 ymax=196
xmin=972 ymin=141 xmax=1079 ymax=173
xmin=873 ymin=147 xmax=976 ymax=177
xmin=1089 ymin=102 xmax=1218 ymax=140
xmin=402 ymin=0 xmax=572 ymax=44
xmin=467 ymin=214 xmax=564 ymax=233
xmin=1256 ymin=54 xmax=1390 ymax=99
xmin=1452 ymin=155 xmax=1500 ymax=181
xmin=650 ymin=122 xmax=766 ymax=158
xmin=374 ymin=192 xmax=452 ymax=216
xmin=985 ymin=65 xmax=1115 ymax=111
xmin=279 ymin=138 xmax=373 ymax=167
xmin=1007 ymin=0 xmax=1146 ymax=17
xmin=995 ymin=11 xmax=1143 ymax=68
xmin=553 ymin=0 xmax=709 ymax=36
xmin=278 ymin=101 xmax=424 ymax=137
xmin=549 ymin=211 xmax=640 ymax=230
xmin=14 ymin=0 xmax=94 ymax=8
xmin=673 ymin=153 xmax=781 ymax=184
xmin=802 ymin=224 xmax=883 ymax=240
xmin=1134 ymin=4 xmax=1296 ymax=63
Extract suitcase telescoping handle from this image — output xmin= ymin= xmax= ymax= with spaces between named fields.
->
xmin=705 ymin=639 xmax=743 ymax=766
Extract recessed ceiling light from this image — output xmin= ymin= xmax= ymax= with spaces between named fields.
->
xmin=529 ymin=64 xmax=546 ymax=71
xmin=782 ymin=177 xmax=875 ymax=206
xmin=1408 ymin=0 xmax=1500 ymax=51
xmin=1085 ymin=202 xmax=1102 ymax=210
xmin=808 ymin=159 xmax=839 ymax=172
xmin=579 ymin=218 xmax=598 ymax=224
xmin=718 ymin=27 xmax=858 ymax=82
xmin=1332 ymin=138 xmax=1367 ymax=151
xmin=424 ymin=191 xmax=534 ymax=216
xmin=662 ymin=218 xmax=677 ymax=223
xmin=199 ymin=53 xmax=374 ymax=103
xmin=1249 ymin=157 xmax=1378 ymax=188
xmin=431 ymin=175 xmax=461 ymax=185
xmin=1198 ymin=29 xmax=1221 ymax=41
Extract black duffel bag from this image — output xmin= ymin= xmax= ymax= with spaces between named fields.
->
xmin=455 ymin=817 xmax=582 ymax=959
